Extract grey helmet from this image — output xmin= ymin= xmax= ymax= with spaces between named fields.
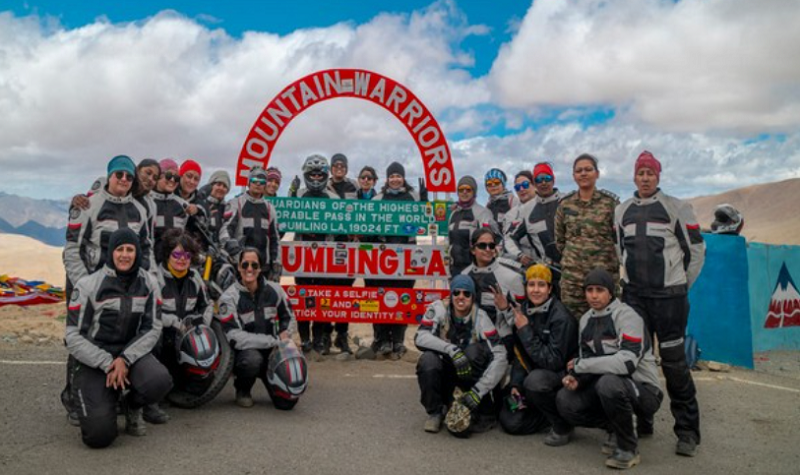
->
xmin=267 ymin=340 xmax=308 ymax=402
xmin=711 ymin=203 xmax=744 ymax=235
xmin=302 ymin=154 xmax=330 ymax=192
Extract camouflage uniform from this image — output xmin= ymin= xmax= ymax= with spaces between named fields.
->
xmin=554 ymin=189 xmax=620 ymax=318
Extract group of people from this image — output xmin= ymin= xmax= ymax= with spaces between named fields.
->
xmin=60 ymin=149 xmax=706 ymax=470
xmin=423 ymin=151 xmax=705 ymax=469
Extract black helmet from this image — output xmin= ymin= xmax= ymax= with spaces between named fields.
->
xmin=177 ymin=324 xmax=221 ymax=377
xmin=302 ymin=154 xmax=330 ymax=192
xmin=711 ymin=203 xmax=744 ymax=235
xmin=267 ymin=341 xmax=308 ymax=401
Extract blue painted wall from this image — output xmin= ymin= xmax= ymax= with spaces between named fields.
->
xmin=747 ymin=242 xmax=800 ymax=352
xmin=688 ymin=234 xmax=754 ymax=369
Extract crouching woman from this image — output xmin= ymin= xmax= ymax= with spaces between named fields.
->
xmin=414 ymin=275 xmax=508 ymax=434
xmin=65 ymin=228 xmax=172 ymax=448
xmin=218 ymin=248 xmax=304 ymax=410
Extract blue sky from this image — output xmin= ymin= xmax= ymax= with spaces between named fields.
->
xmin=1 ymin=0 xmax=799 ymax=202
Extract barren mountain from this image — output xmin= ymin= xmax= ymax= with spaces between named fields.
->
xmin=688 ymin=178 xmax=800 ymax=246
xmin=0 ymin=233 xmax=65 ymax=286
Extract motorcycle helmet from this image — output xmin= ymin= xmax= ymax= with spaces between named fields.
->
xmin=302 ymin=154 xmax=330 ymax=192
xmin=177 ymin=324 xmax=221 ymax=377
xmin=710 ymin=203 xmax=744 ymax=235
xmin=267 ymin=340 xmax=308 ymax=403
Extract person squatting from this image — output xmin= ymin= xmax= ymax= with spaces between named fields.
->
xmin=61 ymin=151 xmax=705 ymax=470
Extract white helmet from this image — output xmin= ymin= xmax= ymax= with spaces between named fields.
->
xmin=711 ymin=203 xmax=744 ymax=235
xmin=302 ymin=154 xmax=330 ymax=192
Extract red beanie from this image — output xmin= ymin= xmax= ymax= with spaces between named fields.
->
xmin=634 ymin=151 xmax=661 ymax=179
xmin=533 ymin=162 xmax=555 ymax=181
xmin=180 ymin=159 xmax=202 ymax=177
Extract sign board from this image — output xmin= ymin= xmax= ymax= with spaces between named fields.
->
xmin=282 ymin=241 xmax=450 ymax=279
xmin=270 ymin=197 xmax=450 ymax=236
xmin=236 ymin=68 xmax=456 ymax=192
xmin=284 ymin=284 xmax=450 ymax=324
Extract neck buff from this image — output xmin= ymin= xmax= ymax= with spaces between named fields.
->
xmin=168 ymin=262 xmax=189 ymax=279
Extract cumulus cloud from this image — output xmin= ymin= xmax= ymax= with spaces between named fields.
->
xmin=0 ymin=3 xmax=489 ymax=197
xmin=489 ymin=0 xmax=800 ymax=134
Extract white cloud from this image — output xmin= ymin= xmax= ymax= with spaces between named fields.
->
xmin=489 ymin=0 xmax=800 ymax=133
xmin=0 ymin=4 xmax=489 ymax=198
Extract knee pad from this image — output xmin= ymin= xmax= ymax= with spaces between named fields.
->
xmin=659 ymin=341 xmax=687 ymax=365
xmin=81 ymin=417 xmax=117 ymax=449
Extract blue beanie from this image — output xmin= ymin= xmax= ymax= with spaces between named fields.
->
xmin=484 ymin=168 xmax=507 ymax=185
xmin=107 ymin=155 xmax=136 ymax=177
xmin=450 ymin=275 xmax=476 ymax=294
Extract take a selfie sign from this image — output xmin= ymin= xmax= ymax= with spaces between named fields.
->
xmin=240 ymin=69 xmax=455 ymax=323
xmin=285 ymin=285 xmax=449 ymax=324
xmin=270 ymin=197 xmax=450 ymax=236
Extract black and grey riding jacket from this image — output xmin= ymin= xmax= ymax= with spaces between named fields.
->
xmin=461 ymin=260 xmax=525 ymax=338
xmin=157 ymin=266 xmax=213 ymax=330
xmin=415 ymin=300 xmax=508 ymax=398
xmin=486 ymin=190 xmax=519 ymax=225
xmin=448 ymin=203 xmax=498 ymax=274
xmin=65 ymin=266 xmax=162 ymax=371
xmin=217 ymin=278 xmax=295 ymax=351
xmin=327 ymin=177 xmax=359 ymax=200
xmin=220 ymin=193 xmax=282 ymax=266
xmin=64 ymin=188 xmax=152 ymax=285
xmin=510 ymin=296 xmax=578 ymax=387
xmin=504 ymin=190 xmax=562 ymax=265
xmin=573 ymin=299 xmax=661 ymax=389
xmin=614 ymin=189 xmax=706 ymax=297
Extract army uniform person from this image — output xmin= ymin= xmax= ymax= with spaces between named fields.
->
xmin=555 ymin=154 xmax=619 ymax=318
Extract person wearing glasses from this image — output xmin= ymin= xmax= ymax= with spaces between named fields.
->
xmin=177 ymin=159 xmax=203 ymax=213
xmin=356 ymin=165 xmax=378 ymax=200
xmin=554 ymin=154 xmax=620 ymax=319
xmin=505 ymin=162 xmax=564 ymax=287
xmin=218 ymin=247 xmax=295 ymax=408
xmin=62 ymin=156 xmax=158 ymax=425
xmin=368 ymin=162 xmax=422 ymax=359
xmin=484 ymin=168 xmax=519 ymax=224
xmin=149 ymin=228 xmax=214 ymax=424
xmin=151 ymin=158 xmax=190 ymax=262
xmin=615 ymin=151 xmax=705 ymax=457
xmin=448 ymin=176 xmax=498 ymax=276
xmin=462 ymin=228 xmax=525 ymax=354
xmin=414 ymin=275 xmax=508 ymax=434
xmin=220 ymin=166 xmax=282 ymax=282
xmin=500 ymin=264 xmax=577 ymax=436
xmin=65 ymin=228 xmax=172 ymax=448
xmin=512 ymin=171 xmax=535 ymax=205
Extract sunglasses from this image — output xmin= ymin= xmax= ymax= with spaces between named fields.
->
xmin=250 ymin=178 xmax=267 ymax=185
xmin=452 ymin=290 xmax=473 ymax=298
xmin=113 ymin=171 xmax=134 ymax=182
xmin=473 ymin=242 xmax=497 ymax=251
xmin=535 ymin=174 xmax=553 ymax=184
xmin=485 ymin=179 xmax=503 ymax=187
xmin=457 ymin=186 xmax=474 ymax=193
xmin=240 ymin=261 xmax=260 ymax=270
xmin=359 ymin=175 xmax=375 ymax=181
xmin=574 ymin=166 xmax=596 ymax=174
xmin=514 ymin=181 xmax=531 ymax=191
xmin=171 ymin=250 xmax=193 ymax=261
xmin=164 ymin=172 xmax=180 ymax=183
xmin=332 ymin=163 xmax=347 ymax=169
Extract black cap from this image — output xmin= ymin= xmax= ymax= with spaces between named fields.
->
xmin=331 ymin=153 xmax=348 ymax=170
xmin=386 ymin=161 xmax=405 ymax=179
xmin=583 ymin=267 xmax=614 ymax=295
xmin=106 ymin=228 xmax=141 ymax=274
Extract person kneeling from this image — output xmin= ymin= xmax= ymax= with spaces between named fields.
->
xmin=65 ymin=229 xmax=173 ymax=448
xmin=415 ymin=275 xmax=508 ymax=435
xmin=500 ymin=264 xmax=578 ymax=435
xmin=218 ymin=248 xmax=306 ymax=410
xmin=538 ymin=268 xmax=663 ymax=469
